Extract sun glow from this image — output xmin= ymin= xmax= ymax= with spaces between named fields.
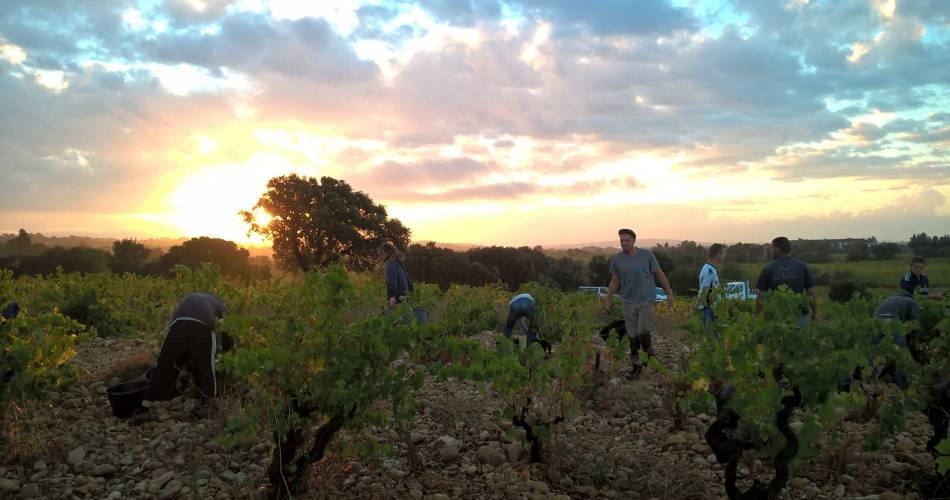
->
xmin=164 ymin=154 xmax=313 ymax=245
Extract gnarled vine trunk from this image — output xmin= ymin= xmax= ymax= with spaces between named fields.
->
xmin=706 ymin=389 xmax=802 ymax=500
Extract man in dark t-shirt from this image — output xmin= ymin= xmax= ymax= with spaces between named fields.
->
xmin=130 ymin=293 xmax=228 ymax=425
xmin=755 ymin=237 xmax=819 ymax=324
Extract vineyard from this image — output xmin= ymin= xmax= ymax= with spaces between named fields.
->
xmin=1 ymin=265 xmax=949 ymax=499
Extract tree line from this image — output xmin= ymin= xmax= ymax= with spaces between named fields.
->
xmin=2 ymin=171 xmax=942 ymax=293
xmin=0 ymin=230 xmax=269 ymax=280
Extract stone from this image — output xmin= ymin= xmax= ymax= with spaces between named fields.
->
xmin=157 ymin=479 xmax=183 ymax=500
xmin=222 ymin=471 xmax=247 ymax=484
xmin=790 ymin=477 xmax=809 ymax=489
xmin=0 ymin=478 xmax=18 ymax=491
xmin=68 ymin=447 xmax=86 ymax=466
xmin=664 ymin=433 xmax=688 ymax=445
xmin=526 ymin=480 xmax=550 ymax=493
xmin=32 ymin=460 xmax=46 ymax=471
xmin=438 ymin=443 xmax=459 ymax=463
xmin=505 ymin=442 xmax=524 ymax=462
xmin=91 ymin=464 xmax=117 ymax=477
xmin=476 ymin=446 xmax=505 ymax=466
xmin=150 ymin=471 xmax=175 ymax=492
xmin=896 ymin=438 xmax=916 ymax=454
xmin=19 ymin=483 xmax=40 ymax=499
xmin=834 ymin=484 xmax=846 ymax=497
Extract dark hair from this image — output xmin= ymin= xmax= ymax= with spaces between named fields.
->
xmin=379 ymin=241 xmax=404 ymax=262
xmin=618 ymin=228 xmax=637 ymax=240
xmin=771 ymin=237 xmax=791 ymax=255
xmin=709 ymin=243 xmax=725 ymax=259
xmin=911 ymin=256 xmax=926 ymax=266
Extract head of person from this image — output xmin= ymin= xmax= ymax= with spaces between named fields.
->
xmin=618 ymin=228 xmax=637 ymax=253
xmin=708 ymin=243 xmax=725 ymax=264
xmin=378 ymin=241 xmax=403 ymax=262
xmin=910 ymin=256 xmax=926 ymax=276
xmin=771 ymin=237 xmax=791 ymax=259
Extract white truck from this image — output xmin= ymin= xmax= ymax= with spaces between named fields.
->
xmin=724 ymin=281 xmax=757 ymax=301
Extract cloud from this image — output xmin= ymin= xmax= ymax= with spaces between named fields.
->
xmin=2 ymin=0 xmax=950 ymax=243
xmin=515 ymin=0 xmax=695 ymax=36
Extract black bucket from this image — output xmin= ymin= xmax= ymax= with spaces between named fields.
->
xmin=106 ymin=380 xmax=147 ymax=418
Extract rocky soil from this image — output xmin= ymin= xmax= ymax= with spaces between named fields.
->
xmin=0 ymin=320 xmax=941 ymax=499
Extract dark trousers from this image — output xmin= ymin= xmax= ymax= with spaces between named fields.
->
xmin=144 ymin=320 xmax=216 ymax=401
xmin=598 ymin=319 xmax=653 ymax=367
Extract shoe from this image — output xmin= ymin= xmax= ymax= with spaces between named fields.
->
xmin=626 ymin=367 xmax=642 ymax=380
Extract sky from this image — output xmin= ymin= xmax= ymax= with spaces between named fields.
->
xmin=0 ymin=0 xmax=948 ymax=247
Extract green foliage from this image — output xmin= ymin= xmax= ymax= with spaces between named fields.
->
xmin=218 ymin=266 xmax=428 ymax=494
xmin=154 ymin=237 xmax=260 ymax=280
xmin=0 ymin=309 xmax=90 ymax=403
xmin=685 ymin=288 xmax=918 ymax=472
xmin=518 ymin=281 xmax=596 ymax=344
xmin=936 ymin=438 xmax=950 ymax=474
xmin=110 ymin=239 xmax=151 ymax=275
xmin=430 ymin=283 xmax=505 ymax=336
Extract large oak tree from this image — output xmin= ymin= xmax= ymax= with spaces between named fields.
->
xmin=243 ymin=175 xmax=410 ymax=273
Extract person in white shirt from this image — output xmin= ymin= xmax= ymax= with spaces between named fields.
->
xmin=697 ymin=244 xmax=725 ymax=332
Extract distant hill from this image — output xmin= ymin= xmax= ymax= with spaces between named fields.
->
xmin=0 ymin=232 xmax=191 ymax=251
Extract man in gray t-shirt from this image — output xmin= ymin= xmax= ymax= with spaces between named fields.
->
xmin=605 ymin=228 xmax=674 ymax=378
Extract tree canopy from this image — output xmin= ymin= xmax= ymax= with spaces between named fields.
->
xmin=243 ymin=175 xmax=411 ymax=273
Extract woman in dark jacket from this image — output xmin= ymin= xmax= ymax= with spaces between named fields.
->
xmin=380 ymin=241 xmax=414 ymax=306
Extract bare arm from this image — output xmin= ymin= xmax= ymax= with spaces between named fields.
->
xmin=654 ymin=268 xmax=675 ymax=306
xmin=605 ymin=272 xmax=620 ymax=310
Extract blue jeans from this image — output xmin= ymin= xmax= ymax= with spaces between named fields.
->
xmin=697 ymin=308 xmax=716 ymax=334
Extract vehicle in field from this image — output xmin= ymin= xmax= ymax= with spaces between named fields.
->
xmin=725 ymin=281 xmax=757 ymax=301
xmin=577 ymin=286 xmax=668 ymax=303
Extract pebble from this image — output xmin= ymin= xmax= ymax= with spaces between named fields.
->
xmin=439 ymin=443 xmax=460 ymax=462
xmin=476 ymin=445 xmax=505 ymax=466
xmin=68 ymin=447 xmax=86 ymax=466
xmin=505 ymin=442 xmax=524 ymax=462
xmin=19 ymin=483 xmax=40 ymax=498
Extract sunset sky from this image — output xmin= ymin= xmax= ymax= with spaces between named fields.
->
xmin=1 ymin=0 xmax=948 ymax=247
